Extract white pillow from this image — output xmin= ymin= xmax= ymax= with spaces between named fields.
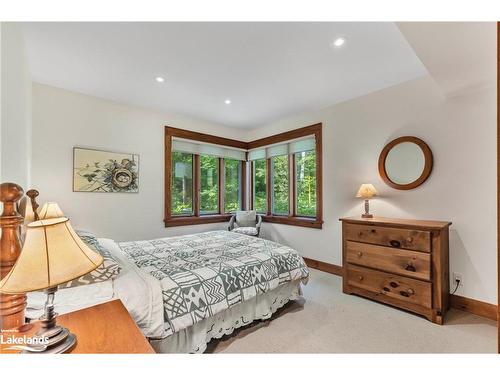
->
xmin=235 ymin=210 xmax=256 ymax=227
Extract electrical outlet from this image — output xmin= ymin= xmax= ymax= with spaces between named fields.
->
xmin=453 ymin=272 xmax=463 ymax=288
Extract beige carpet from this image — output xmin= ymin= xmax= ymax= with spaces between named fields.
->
xmin=205 ymin=268 xmax=497 ymax=353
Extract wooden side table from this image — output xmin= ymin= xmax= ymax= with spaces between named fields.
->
xmin=1 ymin=299 xmax=155 ymax=354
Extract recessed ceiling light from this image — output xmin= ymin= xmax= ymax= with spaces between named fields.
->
xmin=155 ymin=76 xmax=165 ymax=83
xmin=224 ymin=99 xmax=231 ymax=105
xmin=332 ymin=37 xmax=346 ymax=48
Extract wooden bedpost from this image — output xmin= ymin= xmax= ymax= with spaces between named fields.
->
xmin=26 ymin=189 xmax=40 ymax=221
xmin=0 ymin=182 xmax=27 ymax=331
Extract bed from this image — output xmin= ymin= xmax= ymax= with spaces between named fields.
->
xmin=25 ymin=225 xmax=309 ymax=353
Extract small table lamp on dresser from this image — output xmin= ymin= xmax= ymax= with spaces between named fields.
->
xmin=356 ymin=184 xmax=378 ymax=218
xmin=0 ymin=216 xmax=103 ymax=353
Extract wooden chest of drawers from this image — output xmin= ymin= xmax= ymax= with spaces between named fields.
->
xmin=340 ymin=216 xmax=451 ymax=324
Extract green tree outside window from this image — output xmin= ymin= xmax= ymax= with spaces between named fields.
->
xmin=295 ymin=150 xmax=316 ymax=217
xmin=171 ymin=152 xmax=193 ymax=216
xmin=271 ymin=155 xmax=289 ymax=215
xmin=253 ymin=159 xmax=266 ymax=213
xmin=200 ymin=155 xmax=219 ymax=214
xmin=224 ymin=158 xmax=241 ymax=213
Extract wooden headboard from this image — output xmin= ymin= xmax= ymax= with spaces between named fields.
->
xmin=0 ymin=183 xmax=39 ymax=330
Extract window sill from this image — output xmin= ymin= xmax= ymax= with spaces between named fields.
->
xmin=164 ymin=214 xmax=232 ymax=227
xmin=164 ymin=214 xmax=323 ymax=229
xmin=261 ymin=215 xmax=323 ymax=229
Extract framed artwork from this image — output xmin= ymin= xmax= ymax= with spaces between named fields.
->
xmin=73 ymin=147 xmax=139 ymax=193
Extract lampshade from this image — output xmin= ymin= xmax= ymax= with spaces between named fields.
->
xmin=0 ymin=217 xmax=103 ymax=293
xmin=38 ymin=202 xmax=65 ymax=219
xmin=356 ymin=184 xmax=378 ymax=199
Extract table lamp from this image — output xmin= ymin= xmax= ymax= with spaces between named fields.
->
xmin=38 ymin=202 xmax=65 ymax=220
xmin=0 ymin=217 xmax=103 ymax=354
xmin=356 ymin=184 xmax=378 ymax=218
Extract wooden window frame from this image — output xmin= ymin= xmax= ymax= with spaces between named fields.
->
xmin=164 ymin=126 xmax=247 ymax=227
xmin=165 ymin=123 xmax=323 ymax=229
xmin=249 ymin=123 xmax=323 ymax=229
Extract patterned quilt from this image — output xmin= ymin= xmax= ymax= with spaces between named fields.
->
xmin=119 ymin=230 xmax=309 ymax=337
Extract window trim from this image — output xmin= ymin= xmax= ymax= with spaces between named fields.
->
xmin=165 ymin=123 xmax=323 ymax=229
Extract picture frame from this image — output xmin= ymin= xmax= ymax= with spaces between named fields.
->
xmin=73 ymin=147 xmax=139 ymax=193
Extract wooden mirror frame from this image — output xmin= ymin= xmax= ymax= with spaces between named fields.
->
xmin=378 ymin=136 xmax=433 ymax=190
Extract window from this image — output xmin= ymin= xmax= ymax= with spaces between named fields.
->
xmin=171 ymin=152 xmax=193 ymax=216
xmin=200 ymin=155 xmax=219 ymax=214
xmin=165 ymin=127 xmax=247 ymax=227
xmin=224 ymin=158 xmax=241 ymax=213
xmin=295 ymin=150 xmax=316 ymax=217
xmin=271 ymin=155 xmax=289 ymax=215
xmin=165 ymin=124 xmax=322 ymax=228
xmin=248 ymin=123 xmax=323 ymax=228
xmin=252 ymin=159 xmax=267 ymax=213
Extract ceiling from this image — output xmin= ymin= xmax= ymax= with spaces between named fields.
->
xmin=397 ymin=22 xmax=497 ymax=98
xmin=22 ymin=22 xmax=428 ymax=128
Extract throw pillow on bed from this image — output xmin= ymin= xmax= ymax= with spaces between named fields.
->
xmin=58 ymin=231 xmax=121 ymax=289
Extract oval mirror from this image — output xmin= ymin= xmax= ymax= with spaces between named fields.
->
xmin=378 ymin=136 xmax=433 ymax=190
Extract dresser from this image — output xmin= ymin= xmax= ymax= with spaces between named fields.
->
xmin=339 ymin=216 xmax=452 ymax=324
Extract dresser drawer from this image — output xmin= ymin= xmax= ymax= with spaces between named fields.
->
xmin=346 ymin=241 xmax=431 ymax=280
xmin=344 ymin=223 xmax=431 ymax=252
xmin=346 ymin=264 xmax=432 ymax=309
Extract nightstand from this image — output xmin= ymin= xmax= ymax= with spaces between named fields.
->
xmin=1 ymin=299 xmax=155 ymax=354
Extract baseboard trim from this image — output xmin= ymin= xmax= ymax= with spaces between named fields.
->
xmin=303 ymin=257 xmax=498 ymax=321
xmin=450 ymin=295 xmax=498 ymax=321
xmin=303 ymin=257 xmax=343 ymax=276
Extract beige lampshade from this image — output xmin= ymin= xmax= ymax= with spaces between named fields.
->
xmin=356 ymin=184 xmax=378 ymax=199
xmin=38 ymin=202 xmax=65 ymax=219
xmin=0 ymin=217 xmax=103 ymax=294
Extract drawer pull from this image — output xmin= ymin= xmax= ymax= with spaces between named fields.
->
xmin=358 ymin=275 xmax=364 ymax=281
xmin=400 ymin=289 xmax=415 ymax=298
xmin=389 ymin=240 xmax=401 ymax=248
xmin=406 ymin=236 xmax=413 ymax=243
xmin=404 ymin=263 xmax=416 ymax=272
xmin=389 ymin=281 xmax=399 ymax=288
xmin=357 ymin=251 xmax=363 ymax=258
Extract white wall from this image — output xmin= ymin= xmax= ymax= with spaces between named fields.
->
xmin=31 ymin=83 xmax=248 ymax=241
xmin=247 ymin=76 xmax=497 ymax=304
xmin=0 ymin=23 xmax=32 ymax=187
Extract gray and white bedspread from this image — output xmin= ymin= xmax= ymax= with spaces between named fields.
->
xmin=119 ymin=230 xmax=309 ymax=337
